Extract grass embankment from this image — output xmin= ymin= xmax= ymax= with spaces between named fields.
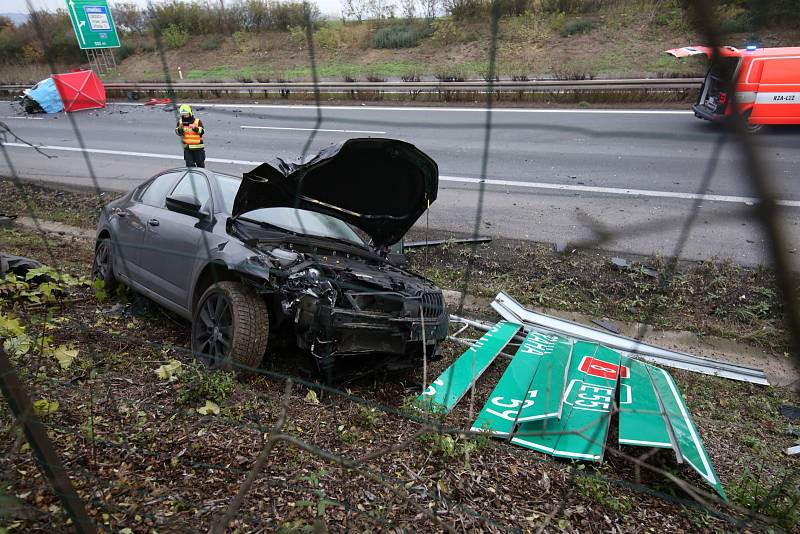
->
xmin=4 ymin=1 xmax=800 ymax=86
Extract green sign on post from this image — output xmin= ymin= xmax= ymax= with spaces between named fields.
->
xmin=66 ymin=0 xmax=120 ymax=49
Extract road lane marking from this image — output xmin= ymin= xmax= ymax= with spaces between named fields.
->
xmin=111 ymin=102 xmax=693 ymax=115
xmin=241 ymin=125 xmax=386 ymax=134
xmin=3 ymin=141 xmax=798 ymax=207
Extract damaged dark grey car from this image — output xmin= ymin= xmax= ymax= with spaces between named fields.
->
xmin=92 ymin=138 xmax=448 ymax=379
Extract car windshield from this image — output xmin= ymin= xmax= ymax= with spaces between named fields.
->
xmin=216 ymin=174 xmax=366 ymax=246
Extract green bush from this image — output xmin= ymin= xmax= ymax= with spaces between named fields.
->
xmin=314 ymin=26 xmax=338 ymax=50
xmin=288 ymin=25 xmax=306 ymax=48
xmin=115 ymin=43 xmax=135 ymax=61
xmin=162 ymin=24 xmax=190 ymax=49
xmin=431 ymin=19 xmax=465 ymax=45
xmin=560 ymin=18 xmax=594 ymax=36
xmin=177 ymin=368 xmax=236 ymax=406
xmin=200 ymin=34 xmax=224 ymax=51
xmin=371 ymin=25 xmax=419 ymax=49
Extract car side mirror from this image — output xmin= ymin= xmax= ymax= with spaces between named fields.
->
xmin=166 ymin=194 xmax=205 ymax=218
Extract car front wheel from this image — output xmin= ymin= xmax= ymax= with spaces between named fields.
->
xmin=191 ymin=281 xmax=269 ymax=371
xmin=91 ymin=238 xmax=117 ymax=292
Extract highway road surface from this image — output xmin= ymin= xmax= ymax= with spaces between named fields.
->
xmin=1 ymin=100 xmax=799 ymax=267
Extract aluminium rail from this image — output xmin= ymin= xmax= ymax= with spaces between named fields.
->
xmin=0 ymin=77 xmax=702 ymax=94
xmin=490 ymin=292 xmax=770 ymax=385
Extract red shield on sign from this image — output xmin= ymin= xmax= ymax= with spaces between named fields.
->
xmin=579 ymin=356 xmax=627 ymax=380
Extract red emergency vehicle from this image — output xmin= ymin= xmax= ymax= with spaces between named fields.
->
xmin=666 ymin=45 xmax=800 ymax=131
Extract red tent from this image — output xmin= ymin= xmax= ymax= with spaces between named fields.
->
xmin=52 ymin=70 xmax=106 ymax=113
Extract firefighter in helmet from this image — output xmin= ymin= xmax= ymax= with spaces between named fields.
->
xmin=175 ymin=104 xmax=206 ymax=168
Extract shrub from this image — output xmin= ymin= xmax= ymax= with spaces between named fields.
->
xmin=177 ymin=368 xmax=236 ymax=406
xmin=162 ymin=24 xmax=190 ymax=49
xmin=371 ymin=25 xmax=419 ymax=49
xmin=561 ymin=18 xmax=594 ymax=36
xmin=200 ymin=34 xmax=224 ymax=51
xmin=115 ymin=43 xmax=135 ymax=61
xmin=431 ymin=19 xmax=465 ymax=45
xmin=314 ymin=26 xmax=339 ymax=50
xmin=288 ymin=25 xmax=306 ymax=48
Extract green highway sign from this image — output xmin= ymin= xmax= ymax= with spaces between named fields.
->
xmin=66 ymin=0 xmax=120 ymax=49
xmin=470 ymin=330 xmax=565 ymax=436
xmin=649 ymin=365 xmax=727 ymax=499
xmin=418 ymin=321 xmax=520 ymax=413
xmin=512 ymin=343 xmax=621 ymax=461
xmin=513 ymin=336 xmax=573 ymax=424
xmin=618 ymin=357 xmax=673 ymax=449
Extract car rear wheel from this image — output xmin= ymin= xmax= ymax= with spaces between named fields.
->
xmin=91 ymin=238 xmax=117 ymax=292
xmin=191 ymin=281 xmax=269 ymax=371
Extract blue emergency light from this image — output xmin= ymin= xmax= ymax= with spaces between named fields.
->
xmin=746 ymin=43 xmax=758 ymax=51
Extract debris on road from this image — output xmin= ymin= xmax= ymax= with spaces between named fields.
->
xmin=780 ymin=405 xmax=800 ymax=420
xmin=404 ymin=236 xmax=493 ymax=248
xmin=0 ymin=252 xmax=42 ymax=277
xmin=591 ymin=318 xmax=620 ymax=334
xmin=144 ymin=97 xmax=172 ymax=106
xmin=492 ymin=292 xmax=769 ymax=385
xmin=610 ymin=256 xmax=658 ymax=278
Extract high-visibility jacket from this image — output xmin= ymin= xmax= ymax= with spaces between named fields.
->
xmin=176 ymin=118 xmax=205 ymax=148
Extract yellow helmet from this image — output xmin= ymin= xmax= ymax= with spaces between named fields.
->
xmin=179 ymin=104 xmax=192 ymax=117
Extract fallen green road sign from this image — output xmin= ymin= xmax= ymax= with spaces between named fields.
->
xmin=470 ymin=330 xmax=568 ymax=436
xmin=513 ymin=336 xmax=574 ymax=424
xmin=419 ymin=321 xmax=520 ymax=413
xmin=618 ymin=357 xmax=672 ymax=449
xmin=512 ymin=343 xmax=621 ymax=461
xmin=649 ymin=365 xmax=727 ymax=499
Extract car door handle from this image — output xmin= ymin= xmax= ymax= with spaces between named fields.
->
xmin=148 ymin=218 xmax=160 ymax=227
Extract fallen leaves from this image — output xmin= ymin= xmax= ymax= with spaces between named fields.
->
xmin=44 ymin=344 xmax=79 ymax=370
xmin=155 ymin=359 xmax=182 ymax=382
xmin=197 ymin=400 xmax=220 ymax=416
xmin=32 ymin=399 xmax=59 ymax=418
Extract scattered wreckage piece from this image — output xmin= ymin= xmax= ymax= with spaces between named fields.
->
xmin=446 ymin=316 xmax=727 ymax=497
xmin=0 ymin=253 xmax=43 ymax=277
xmin=418 ymin=321 xmax=520 ymax=413
xmin=470 ymin=330 xmax=566 ymax=436
xmin=403 ymin=236 xmax=492 ymax=248
xmin=491 ymin=292 xmax=769 ymax=386
xmin=788 ymin=445 xmax=800 ymax=456
xmin=511 ymin=343 xmax=622 ymax=462
xmin=619 ymin=357 xmax=727 ymax=498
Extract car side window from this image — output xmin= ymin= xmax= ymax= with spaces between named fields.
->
xmin=171 ymin=172 xmax=211 ymax=209
xmin=140 ymin=171 xmax=184 ymax=207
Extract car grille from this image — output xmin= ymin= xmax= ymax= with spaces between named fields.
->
xmin=421 ymin=292 xmax=444 ymax=318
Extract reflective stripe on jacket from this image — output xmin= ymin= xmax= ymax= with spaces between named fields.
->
xmin=179 ymin=119 xmax=204 ymax=148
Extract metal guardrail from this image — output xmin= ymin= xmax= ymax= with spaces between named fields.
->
xmin=0 ymin=78 xmax=703 ymax=94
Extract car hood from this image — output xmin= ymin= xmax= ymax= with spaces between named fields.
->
xmin=231 ymin=138 xmax=438 ymax=248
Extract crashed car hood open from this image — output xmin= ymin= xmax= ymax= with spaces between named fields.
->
xmin=232 ymin=138 xmax=438 ymax=248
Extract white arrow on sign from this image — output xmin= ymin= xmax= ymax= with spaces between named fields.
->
xmin=69 ymin=0 xmax=85 ymax=45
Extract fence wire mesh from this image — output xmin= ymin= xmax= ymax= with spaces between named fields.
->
xmin=1 ymin=0 xmax=799 ymax=532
